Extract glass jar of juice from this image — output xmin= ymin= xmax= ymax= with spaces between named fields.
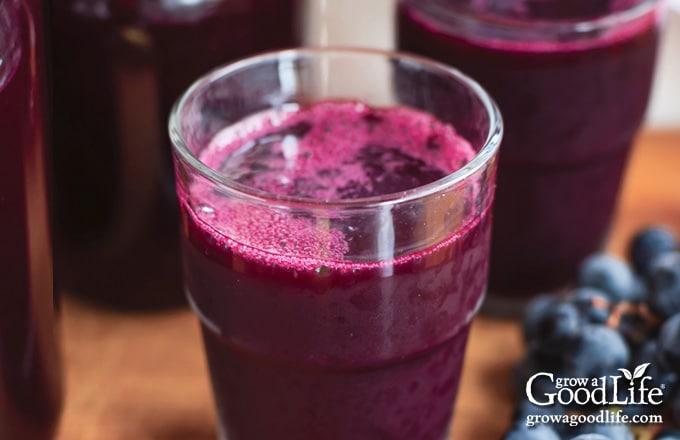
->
xmin=0 ymin=0 xmax=63 ymax=437
xmin=49 ymin=0 xmax=301 ymax=308
xmin=398 ymin=0 xmax=661 ymax=312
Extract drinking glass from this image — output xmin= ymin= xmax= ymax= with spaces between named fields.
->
xmin=170 ymin=48 xmax=501 ymax=440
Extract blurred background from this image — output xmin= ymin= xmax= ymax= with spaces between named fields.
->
xmin=302 ymin=0 xmax=680 ymax=129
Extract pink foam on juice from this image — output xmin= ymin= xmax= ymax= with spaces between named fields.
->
xmin=200 ymin=100 xmax=474 ymax=199
xmin=189 ymin=100 xmax=476 ymax=264
xmin=180 ymin=101 xmax=491 ymax=439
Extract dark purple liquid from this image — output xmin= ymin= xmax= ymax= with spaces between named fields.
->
xmin=0 ymin=0 xmax=63 ymax=438
xmin=179 ymin=103 xmax=492 ymax=439
xmin=398 ymin=3 xmax=659 ymax=298
xmin=50 ymin=0 xmax=299 ymax=308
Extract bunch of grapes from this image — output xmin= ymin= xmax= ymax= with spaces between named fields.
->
xmin=504 ymin=226 xmax=680 ymax=440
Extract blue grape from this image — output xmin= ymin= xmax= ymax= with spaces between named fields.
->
xmin=673 ymin=389 xmax=680 ymax=426
xmin=655 ymin=429 xmax=680 ymax=440
xmin=609 ymin=339 xmax=675 ymax=417
xmin=658 ymin=313 xmax=680 ymax=373
xmin=632 ymin=338 xmax=661 ymax=365
xmin=503 ymin=424 xmax=561 ymax=440
xmin=576 ymin=422 xmax=633 ymax=440
xmin=615 ymin=304 xmax=654 ymax=346
xmin=629 ymin=226 xmax=678 ymax=274
xmin=631 ymin=339 xmax=677 ymax=394
xmin=578 ymin=254 xmax=637 ymax=302
xmin=569 ymin=287 xmax=611 ymax=324
xmin=567 ymin=324 xmax=630 ymax=379
xmin=514 ymin=350 xmax=564 ymax=399
xmin=631 ymin=275 xmax=650 ymax=303
xmin=523 ymin=293 xmax=561 ymax=343
xmin=513 ymin=389 xmax=574 ymax=438
xmin=647 ymin=251 xmax=680 ymax=318
xmin=568 ymin=435 xmax=612 ymax=440
xmin=531 ymin=302 xmax=583 ymax=358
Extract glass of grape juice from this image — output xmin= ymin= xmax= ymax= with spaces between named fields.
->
xmin=0 ymin=0 xmax=63 ymax=437
xmin=49 ymin=0 xmax=301 ymax=309
xmin=169 ymin=48 xmax=502 ymax=440
xmin=398 ymin=0 xmax=663 ymax=313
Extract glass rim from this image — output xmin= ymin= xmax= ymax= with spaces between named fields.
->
xmin=169 ymin=46 xmax=503 ymax=210
xmin=402 ymin=0 xmax=660 ymax=40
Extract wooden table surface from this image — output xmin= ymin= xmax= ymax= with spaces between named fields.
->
xmin=55 ymin=130 xmax=680 ymax=440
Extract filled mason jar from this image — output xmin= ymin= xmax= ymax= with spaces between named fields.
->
xmin=398 ymin=0 xmax=662 ymax=313
xmin=50 ymin=0 xmax=301 ymax=308
xmin=0 ymin=0 xmax=63 ymax=437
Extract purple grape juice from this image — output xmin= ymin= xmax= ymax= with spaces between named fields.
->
xmin=179 ymin=101 xmax=492 ymax=439
xmin=398 ymin=1 xmax=660 ymax=298
xmin=50 ymin=0 xmax=299 ymax=308
xmin=0 ymin=0 xmax=63 ymax=437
